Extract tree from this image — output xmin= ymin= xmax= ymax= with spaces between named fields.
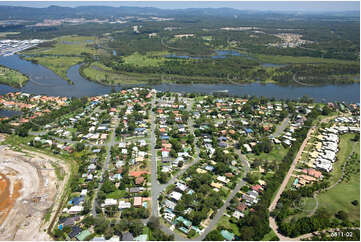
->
xmin=101 ymin=179 xmax=116 ymax=193
xmin=246 ymin=173 xmax=260 ymax=184
xmin=351 ymin=200 xmax=359 ymax=206
xmin=239 ymin=226 xmax=256 ymax=240
xmin=204 ymin=230 xmax=224 ymax=241
xmin=129 ymin=220 xmax=144 ymax=237
xmin=335 ymin=210 xmax=348 ymax=221
xmin=75 ymin=142 xmax=85 ymax=152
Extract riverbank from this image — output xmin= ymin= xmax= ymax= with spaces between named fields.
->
xmin=0 ymin=64 xmax=28 ymax=88
xmin=0 ymin=55 xmax=359 ymax=103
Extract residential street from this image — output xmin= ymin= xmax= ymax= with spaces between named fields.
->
xmin=193 ymin=149 xmax=250 ymax=241
xmin=269 ymin=125 xmax=315 ymax=212
xmin=92 ymin=116 xmax=119 ymax=217
xmin=271 ymin=115 xmax=290 ymax=138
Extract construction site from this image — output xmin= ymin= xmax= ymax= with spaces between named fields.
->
xmin=0 ymin=135 xmax=69 ymax=241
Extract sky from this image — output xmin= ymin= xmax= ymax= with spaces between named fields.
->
xmin=0 ymin=1 xmax=359 ymax=12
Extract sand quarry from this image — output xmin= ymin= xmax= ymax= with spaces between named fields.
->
xmin=0 ymin=138 xmax=69 ymax=241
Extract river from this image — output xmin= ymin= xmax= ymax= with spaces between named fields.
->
xmin=0 ymin=55 xmax=359 ymax=103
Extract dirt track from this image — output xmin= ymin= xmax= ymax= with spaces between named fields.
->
xmin=0 ymin=139 xmax=69 ymax=241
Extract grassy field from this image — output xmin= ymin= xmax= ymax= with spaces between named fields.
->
xmin=0 ymin=65 xmax=28 ymax=87
xmin=25 ymin=35 xmax=97 ymax=56
xmin=24 ymin=56 xmax=83 ymax=81
xmin=80 ymin=61 xmax=228 ymax=85
xmin=316 ymin=135 xmax=360 ymax=222
xmin=250 ymin=53 xmax=359 ymax=65
xmin=81 ymin=62 xmax=148 ymax=84
xmin=21 ymin=35 xmax=98 ymax=81
xmin=122 ymin=52 xmax=169 ymax=67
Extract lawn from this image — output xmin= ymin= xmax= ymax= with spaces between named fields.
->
xmin=317 ymin=170 xmax=360 ymax=222
xmin=216 ymin=215 xmax=240 ymax=236
xmin=247 ymin=145 xmax=289 ymax=164
xmin=261 ymin=230 xmax=278 ymax=241
xmin=106 ymin=190 xmax=128 ymax=199
xmin=0 ymin=65 xmax=28 ymax=87
xmin=316 ymin=136 xmax=360 ymax=222
xmin=328 ymin=133 xmax=355 ymax=185
xmin=24 ymin=56 xmax=83 ymax=81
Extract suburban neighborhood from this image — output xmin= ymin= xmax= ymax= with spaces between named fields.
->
xmin=0 ymin=88 xmax=359 ymax=241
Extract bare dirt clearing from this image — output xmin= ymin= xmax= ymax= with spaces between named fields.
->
xmin=0 ymin=143 xmax=69 ymax=241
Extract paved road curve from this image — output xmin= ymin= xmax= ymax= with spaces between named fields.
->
xmin=193 ymin=150 xmax=250 ymax=241
xmin=272 ymin=115 xmax=290 ymax=138
xmin=268 ymin=115 xmax=339 ymax=240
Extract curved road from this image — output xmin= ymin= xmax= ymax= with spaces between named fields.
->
xmin=193 ymin=151 xmax=250 ymax=241
xmin=268 ymin=115 xmax=340 ymax=240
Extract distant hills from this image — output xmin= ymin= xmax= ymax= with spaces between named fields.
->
xmin=0 ymin=5 xmax=359 ymax=21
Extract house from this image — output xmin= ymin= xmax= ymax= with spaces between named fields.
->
xmin=175 ymin=182 xmax=188 ymax=193
xmin=205 ymin=165 xmax=214 ymax=172
xmin=164 ymin=199 xmax=177 ymax=210
xmin=217 ymin=176 xmax=230 ymax=184
xmin=102 ymin=198 xmax=117 ymax=207
xmin=122 ymin=232 xmax=134 ymax=241
xmin=169 ymin=191 xmax=182 ymax=201
xmin=236 ymin=202 xmax=247 ymax=212
xmin=69 ymin=196 xmax=85 ymax=205
xmin=76 ymin=230 xmax=92 ymax=241
xmin=129 ymin=171 xmax=149 ymax=177
xmin=129 ymin=187 xmax=142 ymax=193
xmin=251 ymin=184 xmax=263 ymax=193
xmin=118 ymin=201 xmax=132 ymax=210
xmin=68 ymin=226 xmax=82 ymax=239
xmin=164 ymin=212 xmax=176 ymax=223
xmin=176 ymin=216 xmax=192 ymax=229
xmin=135 ymin=176 xmax=145 ymax=185
xmin=134 ymin=197 xmax=142 ymax=207
xmin=243 ymin=144 xmax=252 ymax=153
xmin=58 ymin=216 xmax=80 ymax=227
xmin=232 ymin=210 xmax=244 ymax=220
xmin=92 ymin=237 xmax=106 ymax=241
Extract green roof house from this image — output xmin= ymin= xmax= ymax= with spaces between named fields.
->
xmin=176 ymin=216 xmax=192 ymax=228
xmin=76 ymin=230 xmax=92 ymax=241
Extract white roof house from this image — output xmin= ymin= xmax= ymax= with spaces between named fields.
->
xmin=68 ymin=205 xmax=84 ymax=214
xmin=217 ymin=176 xmax=230 ymax=184
xmin=169 ymin=191 xmax=182 ymax=201
xmin=118 ymin=201 xmax=132 ymax=209
xmin=175 ymin=182 xmax=188 ymax=192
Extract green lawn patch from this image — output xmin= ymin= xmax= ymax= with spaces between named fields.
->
xmin=106 ymin=190 xmax=128 ymax=199
xmin=262 ymin=230 xmax=278 ymax=241
xmin=216 ymin=216 xmax=240 ymax=236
